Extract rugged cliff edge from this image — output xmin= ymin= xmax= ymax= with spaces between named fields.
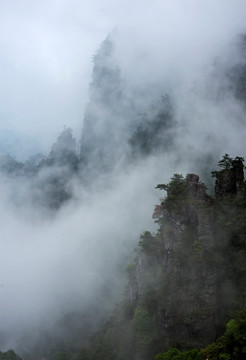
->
xmin=125 ymin=155 xmax=246 ymax=357
xmin=80 ymin=155 xmax=246 ymax=360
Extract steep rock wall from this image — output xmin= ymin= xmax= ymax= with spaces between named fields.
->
xmin=128 ymin=157 xmax=246 ymax=354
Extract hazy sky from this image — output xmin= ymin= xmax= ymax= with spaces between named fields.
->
xmin=0 ymin=0 xmax=246 ymax=159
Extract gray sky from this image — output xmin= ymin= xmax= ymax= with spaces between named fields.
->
xmin=0 ymin=0 xmax=246 ymax=159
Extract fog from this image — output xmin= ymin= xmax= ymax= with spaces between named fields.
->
xmin=1 ymin=0 xmax=245 ymax=158
xmin=0 ymin=157 xmax=174 ymax=354
xmin=0 ymin=0 xmax=246 ymax=356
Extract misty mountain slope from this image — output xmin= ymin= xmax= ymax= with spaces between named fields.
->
xmin=79 ymin=35 xmax=179 ymax=180
xmin=220 ymin=34 xmax=246 ymax=106
xmin=128 ymin=95 xmax=176 ymax=158
xmin=0 ymin=155 xmax=24 ymax=175
xmin=49 ymin=127 xmax=78 ymax=170
xmin=1 ymin=32 xmax=246 ymax=210
xmin=75 ymin=155 xmax=246 ymax=360
xmin=1 ymin=25 xmax=246 ymax=360
xmin=33 ymin=127 xmax=79 ymax=209
xmin=201 ymin=33 xmax=246 ymax=124
xmin=79 ymin=32 xmax=246 ymax=190
xmin=80 ymin=36 xmax=128 ymax=176
xmin=0 ymin=127 xmax=79 ymax=211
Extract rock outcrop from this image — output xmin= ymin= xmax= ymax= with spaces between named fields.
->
xmin=127 ymin=157 xmax=246 ymax=354
xmin=214 ymin=157 xmax=245 ymax=197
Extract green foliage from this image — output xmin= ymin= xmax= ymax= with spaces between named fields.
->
xmin=156 ymin=174 xmax=188 ymax=214
xmin=53 ymin=352 xmax=72 ymax=360
xmin=125 ymin=263 xmax=135 ymax=274
xmin=211 ymin=154 xmax=245 ymax=177
xmin=218 ymin=154 xmax=233 ymax=170
xmin=211 ymin=153 xmax=232 ymax=177
xmin=225 ymin=311 xmax=246 ymax=345
xmin=155 ymin=348 xmax=200 ymax=360
xmin=138 ymin=231 xmax=161 ymax=256
xmin=132 ymin=306 xmax=155 ymax=353
xmin=0 ymin=350 xmax=23 ymax=360
xmin=155 ymin=312 xmax=246 ymax=360
xmin=70 ymin=352 xmax=90 ymax=360
xmin=156 ymin=174 xmax=186 ymax=194
xmin=200 ymin=311 xmax=246 ymax=360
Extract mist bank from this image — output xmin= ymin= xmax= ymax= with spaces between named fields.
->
xmin=0 ymin=13 xmax=246 ymax=358
xmin=2 ymin=31 xmax=246 ymax=209
xmin=0 ymin=155 xmax=175 ymax=355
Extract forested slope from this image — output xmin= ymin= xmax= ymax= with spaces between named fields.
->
xmin=68 ymin=155 xmax=246 ymax=360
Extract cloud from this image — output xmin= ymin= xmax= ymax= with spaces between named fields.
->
xmin=0 ymin=0 xmax=245 ymax=159
xmin=0 ymin=156 xmax=167 ymax=353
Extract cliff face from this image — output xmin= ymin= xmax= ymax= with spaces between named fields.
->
xmin=156 ymin=174 xmax=216 ymax=349
xmin=214 ymin=157 xmax=245 ymax=197
xmin=68 ymin=156 xmax=246 ymax=360
xmin=127 ymin=157 xmax=246 ymax=355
